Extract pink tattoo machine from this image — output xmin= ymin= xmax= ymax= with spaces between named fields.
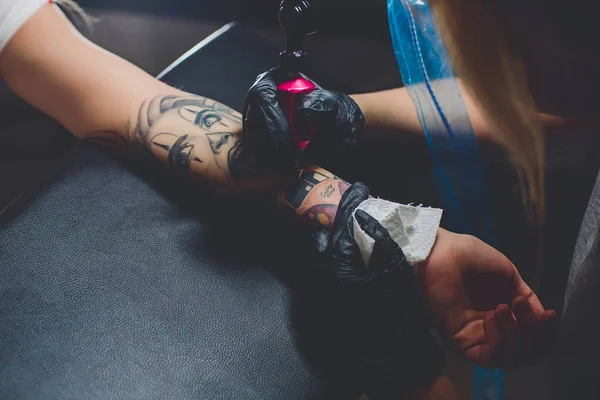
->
xmin=277 ymin=0 xmax=319 ymax=151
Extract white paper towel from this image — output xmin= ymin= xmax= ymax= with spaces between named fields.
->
xmin=352 ymin=198 xmax=443 ymax=267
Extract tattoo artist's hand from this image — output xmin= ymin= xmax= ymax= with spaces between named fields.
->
xmin=419 ymin=229 xmax=558 ymax=369
xmin=312 ymin=183 xmax=445 ymax=391
xmin=243 ymin=68 xmax=365 ymax=170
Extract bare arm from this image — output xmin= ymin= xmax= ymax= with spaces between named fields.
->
xmin=0 ymin=4 xmax=265 ymax=188
xmin=0 ymin=5 xmax=163 ymax=141
xmin=351 ymin=84 xmax=572 ymax=144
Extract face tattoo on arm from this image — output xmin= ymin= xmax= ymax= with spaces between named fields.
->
xmin=84 ymin=91 xmax=351 ymax=223
xmin=127 ymin=94 xmax=261 ymax=182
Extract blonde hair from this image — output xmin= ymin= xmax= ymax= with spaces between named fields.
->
xmin=429 ymin=0 xmax=546 ymax=280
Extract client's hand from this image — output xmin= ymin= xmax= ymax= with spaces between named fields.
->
xmin=419 ymin=229 xmax=557 ymax=369
xmin=313 ymin=184 xmax=557 ymax=372
xmin=243 ymin=68 xmax=364 ymax=170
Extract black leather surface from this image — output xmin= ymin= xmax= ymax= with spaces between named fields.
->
xmin=0 ymin=25 xmax=362 ymax=399
xmin=158 ymin=23 xmax=279 ymax=111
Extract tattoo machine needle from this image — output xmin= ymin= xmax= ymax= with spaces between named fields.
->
xmin=277 ymin=0 xmax=319 ymax=152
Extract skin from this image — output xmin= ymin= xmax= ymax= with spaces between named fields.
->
xmin=350 ymin=83 xmax=587 ymax=148
xmin=279 ymin=166 xmax=350 ymax=230
xmin=419 ymin=229 xmax=557 ymax=370
xmin=0 ymin=4 xmax=557 ymax=399
xmin=129 ymin=95 xmax=252 ymax=183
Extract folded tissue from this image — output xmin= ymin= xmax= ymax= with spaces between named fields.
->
xmin=352 ymin=198 xmax=443 ymax=267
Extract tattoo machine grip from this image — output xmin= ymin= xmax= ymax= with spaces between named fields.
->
xmin=277 ymin=78 xmax=315 ymax=151
xmin=277 ymin=0 xmax=318 ymax=151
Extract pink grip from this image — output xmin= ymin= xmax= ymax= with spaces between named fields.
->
xmin=277 ymin=77 xmax=316 ymax=151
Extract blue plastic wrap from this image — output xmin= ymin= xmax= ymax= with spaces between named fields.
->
xmin=387 ymin=0 xmax=504 ymax=398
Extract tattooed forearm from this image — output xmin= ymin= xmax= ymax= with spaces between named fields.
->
xmin=133 ymin=95 xmax=242 ymax=147
xmin=84 ymin=94 xmax=349 ymax=228
xmin=279 ymin=166 xmax=350 ymax=230
xmin=127 ymin=94 xmax=261 ymax=182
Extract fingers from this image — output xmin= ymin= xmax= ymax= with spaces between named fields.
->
xmin=354 ymin=209 xmax=395 ymax=248
xmin=495 ymin=303 xmax=519 ymax=370
xmin=243 ymin=72 xmax=294 ymax=167
xmin=512 ymin=295 xmax=556 ymax=338
xmin=528 ymin=309 xmax=558 ymax=362
xmin=465 ymin=312 xmax=502 ymax=369
xmin=253 ymin=67 xmax=285 ymax=87
xmin=512 ymin=275 xmax=546 ymax=315
xmin=299 ymin=72 xmax=320 ymax=88
xmin=458 ymin=303 xmax=557 ymax=370
xmin=483 ymin=312 xmax=501 ymax=355
xmin=462 ymin=307 xmax=554 ymax=370
xmin=312 ymin=230 xmax=330 ymax=255
xmin=458 ymin=314 xmax=503 ymax=369
xmin=454 ymin=319 xmax=486 ymax=352
xmin=245 ymin=69 xmax=286 ymax=136
xmin=333 ymin=184 xmax=370 ymax=231
xmin=299 ymin=90 xmax=338 ymax=116
xmin=538 ymin=309 xmax=558 ymax=352
xmin=512 ymin=296 xmax=558 ymax=364
xmin=354 ymin=209 xmax=401 ymax=270
xmin=511 ymin=296 xmax=537 ymax=364
xmin=247 ymin=72 xmax=278 ymax=101
xmin=483 ymin=300 xmax=558 ymax=370
xmin=512 ymin=295 xmax=539 ymax=327
xmin=326 ymin=185 xmax=369 ymax=273
xmin=453 ymin=235 xmax=557 ymax=369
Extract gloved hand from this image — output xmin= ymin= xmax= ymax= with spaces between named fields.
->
xmin=311 ymin=182 xmax=445 ymax=393
xmin=242 ymin=68 xmax=365 ymax=172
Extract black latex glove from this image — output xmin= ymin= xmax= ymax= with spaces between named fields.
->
xmin=243 ymin=68 xmax=295 ymax=172
xmin=312 ymin=183 xmax=445 ymax=396
xmin=312 ymin=183 xmax=428 ymax=319
xmin=242 ymin=67 xmax=365 ymax=172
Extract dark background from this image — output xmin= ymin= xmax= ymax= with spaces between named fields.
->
xmin=76 ymin=0 xmax=392 ymax=37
